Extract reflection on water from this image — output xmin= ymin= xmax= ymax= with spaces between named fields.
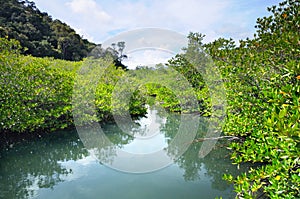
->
xmin=104 ymin=106 xmax=169 ymax=154
xmin=0 ymin=131 xmax=88 ymax=199
xmin=0 ymin=106 xmax=249 ymax=199
xmin=78 ymin=105 xmax=200 ymax=173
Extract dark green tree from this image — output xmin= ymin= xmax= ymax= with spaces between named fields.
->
xmin=0 ymin=0 xmax=96 ymax=61
xmin=90 ymin=41 xmax=128 ymax=70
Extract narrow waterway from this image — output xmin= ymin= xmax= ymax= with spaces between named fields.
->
xmin=0 ymin=106 xmax=249 ymax=199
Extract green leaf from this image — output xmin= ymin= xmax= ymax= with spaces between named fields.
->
xmin=279 ymin=108 xmax=287 ymax=119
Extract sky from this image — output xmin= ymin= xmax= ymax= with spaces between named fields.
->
xmin=34 ymin=0 xmax=282 ymax=43
xmin=33 ymin=0 xmax=282 ymax=68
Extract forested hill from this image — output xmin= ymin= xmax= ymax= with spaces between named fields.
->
xmin=0 ymin=0 xmax=96 ymax=61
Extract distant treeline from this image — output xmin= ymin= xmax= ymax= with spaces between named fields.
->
xmin=0 ymin=0 xmax=96 ymax=61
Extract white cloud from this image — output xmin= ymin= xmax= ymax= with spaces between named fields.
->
xmin=215 ymin=23 xmax=253 ymax=42
xmin=34 ymin=0 xmax=283 ymax=45
xmin=60 ymin=0 xmax=234 ymax=43
xmin=66 ymin=0 xmax=111 ymax=23
xmin=65 ymin=0 xmax=112 ymax=40
xmin=105 ymin=0 xmax=229 ymax=36
xmin=123 ymin=49 xmax=173 ymax=69
xmin=74 ymin=28 xmax=95 ymax=41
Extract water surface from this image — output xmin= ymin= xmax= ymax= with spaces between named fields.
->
xmin=0 ymin=107 xmax=248 ymax=199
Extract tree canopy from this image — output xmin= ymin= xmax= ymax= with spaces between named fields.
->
xmin=0 ymin=0 xmax=96 ymax=61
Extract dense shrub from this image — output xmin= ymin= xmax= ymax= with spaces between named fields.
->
xmin=204 ymin=1 xmax=299 ymax=198
xmin=0 ymin=38 xmax=146 ymax=133
xmin=1 ymin=38 xmax=75 ymax=132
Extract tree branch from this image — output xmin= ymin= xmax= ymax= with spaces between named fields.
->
xmin=193 ymin=136 xmax=240 ymax=143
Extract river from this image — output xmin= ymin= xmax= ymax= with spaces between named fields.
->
xmin=0 ymin=106 xmax=249 ymax=199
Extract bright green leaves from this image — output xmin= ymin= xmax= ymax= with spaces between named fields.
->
xmin=206 ymin=1 xmax=300 ymax=198
xmin=0 ymin=39 xmax=77 ymax=132
xmin=278 ymin=107 xmax=287 ymax=119
xmin=0 ymin=38 xmax=147 ymax=132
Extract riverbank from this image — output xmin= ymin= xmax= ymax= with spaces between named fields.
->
xmin=1 ymin=1 xmax=299 ymax=197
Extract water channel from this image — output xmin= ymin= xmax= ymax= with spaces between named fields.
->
xmin=0 ymin=106 xmax=249 ymax=199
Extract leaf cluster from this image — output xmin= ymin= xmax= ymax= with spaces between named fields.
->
xmin=207 ymin=1 xmax=299 ymax=198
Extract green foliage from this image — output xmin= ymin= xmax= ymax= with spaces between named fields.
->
xmin=72 ymin=57 xmax=145 ymax=126
xmin=89 ymin=42 xmax=128 ymax=70
xmin=131 ymin=65 xmax=205 ymax=114
xmin=132 ymin=33 xmax=213 ymax=115
xmin=0 ymin=0 xmax=96 ymax=61
xmin=0 ymin=37 xmax=78 ymax=132
xmin=204 ymin=1 xmax=300 ymax=198
xmin=0 ymin=38 xmax=145 ymax=133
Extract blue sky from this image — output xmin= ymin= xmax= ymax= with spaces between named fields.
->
xmin=34 ymin=0 xmax=282 ymax=44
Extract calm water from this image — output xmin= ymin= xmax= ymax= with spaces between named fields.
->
xmin=0 ymin=107 xmax=248 ymax=199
